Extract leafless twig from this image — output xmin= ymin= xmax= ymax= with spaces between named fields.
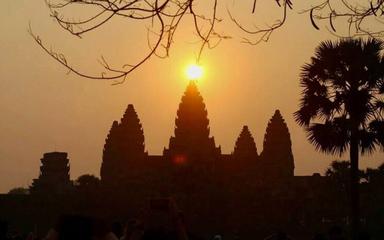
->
xmin=305 ymin=0 xmax=384 ymax=38
xmin=32 ymin=0 xmax=384 ymax=83
xmin=33 ymin=0 xmax=223 ymax=83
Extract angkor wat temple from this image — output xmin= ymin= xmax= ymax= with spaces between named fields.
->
xmin=99 ymin=81 xmax=295 ymax=193
xmin=1 ymin=82 xmax=383 ymax=239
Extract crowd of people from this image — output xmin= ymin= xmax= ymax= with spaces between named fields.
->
xmin=0 ymin=198 xmax=372 ymax=240
xmin=1 ymin=219 xmax=357 ymax=240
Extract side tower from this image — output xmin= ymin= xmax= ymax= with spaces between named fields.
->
xmin=164 ymin=81 xmax=221 ymax=178
xmin=30 ymin=152 xmax=72 ymax=194
xmin=260 ymin=110 xmax=294 ymax=180
xmin=233 ymin=125 xmax=259 ymax=164
xmin=228 ymin=125 xmax=260 ymax=186
xmin=100 ymin=104 xmax=147 ymax=186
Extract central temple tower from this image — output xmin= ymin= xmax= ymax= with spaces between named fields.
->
xmin=164 ymin=81 xmax=221 ymax=175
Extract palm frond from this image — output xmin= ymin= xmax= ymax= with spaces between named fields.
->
xmin=307 ymin=118 xmax=350 ymax=155
xmin=358 ymin=129 xmax=377 ymax=155
xmin=368 ymin=120 xmax=384 ymax=149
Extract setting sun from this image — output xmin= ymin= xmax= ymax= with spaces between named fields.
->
xmin=185 ymin=64 xmax=203 ymax=80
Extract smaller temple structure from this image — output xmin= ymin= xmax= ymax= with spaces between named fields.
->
xmin=232 ymin=125 xmax=259 ymax=168
xmin=100 ymin=104 xmax=148 ymax=188
xmin=260 ymin=110 xmax=295 ymax=181
xmin=30 ymin=152 xmax=72 ymax=194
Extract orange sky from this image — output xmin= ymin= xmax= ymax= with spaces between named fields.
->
xmin=0 ymin=0 xmax=383 ymax=193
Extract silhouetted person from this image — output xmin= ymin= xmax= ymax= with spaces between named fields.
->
xmin=328 ymin=226 xmax=346 ymax=240
xmin=0 ymin=221 xmax=7 ymax=240
xmin=26 ymin=232 xmax=39 ymax=240
xmin=128 ymin=198 xmax=188 ymax=240
xmin=263 ymin=231 xmax=292 ymax=240
xmin=141 ymin=229 xmax=178 ymax=240
xmin=358 ymin=231 xmax=371 ymax=240
xmin=312 ymin=233 xmax=326 ymax=240
xmin=44 ymin=215 xmax=117 ymax=240
xmin=212 ymin=235 xmax=222 ymax=240
xmin=119 ymin=219 xmax=140 ymax=240
xmin=111 ymin=222 xmax=123 ymax=239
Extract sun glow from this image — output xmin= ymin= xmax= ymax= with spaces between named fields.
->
xmin=185 ymin=64 xmax=203 ymax=80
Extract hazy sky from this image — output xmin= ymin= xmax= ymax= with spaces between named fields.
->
xmin=1 ymin=0 xmax=383 ymax=193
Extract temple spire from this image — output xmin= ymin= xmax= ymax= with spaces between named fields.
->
xmin=119 ymin=104 xmax=145 ymax=154
xmin=174 ymin=81 xmax=210 ymax=139
xmin=260 ymin=110 xmax=294 ymax=178
xmin=164 ymin=81 xmax=220 ymax=166
xmin=100 ymin=104 xmax=146 ymax=185
xmin=233 ymin=125 xmax=258 ymax=160
xmin=100 ymin=121 xmax=119 ymax=183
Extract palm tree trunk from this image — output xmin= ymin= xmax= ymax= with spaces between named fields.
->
xmin=350 ymin=128 xmax=360 ymax=240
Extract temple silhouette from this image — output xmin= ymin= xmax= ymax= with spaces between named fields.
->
xmin=96 ymin=81 xmax=295 ymax=194
xmin=30 ymin=81 xmax=298 ymax=197
xmin=30 ymin=152 xmax=72 ymax=194
xmin=2 ymin=81 xmax=383 ymax=239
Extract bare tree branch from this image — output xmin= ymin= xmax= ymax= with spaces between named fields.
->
xmin=32 ymin=0 xmax=384 ymax=83
xmin=304 ymin=0 xmax=384 ymax=38
xmin=228 ymin=0 xmax=292 ymax=45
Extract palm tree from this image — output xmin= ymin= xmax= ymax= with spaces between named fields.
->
xmin=295 ymin=38 xmax=384 ymax=240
